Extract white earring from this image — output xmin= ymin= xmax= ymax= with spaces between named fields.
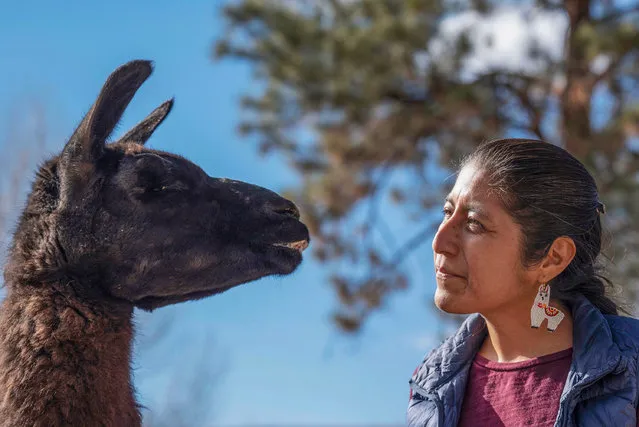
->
xmin=530 ymin=283 xmax=565 ymax=332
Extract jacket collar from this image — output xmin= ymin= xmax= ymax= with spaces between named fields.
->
xmin=410 ymin=295 xmax=622 ymax=393
xmin=562 ymin=294 xmax=622 ymax=394
xmin=410 ymin=312 xmax=486 ymax=393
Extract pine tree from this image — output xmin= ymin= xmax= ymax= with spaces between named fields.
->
xmin=213 ymin=0 xmax=639 ymax=332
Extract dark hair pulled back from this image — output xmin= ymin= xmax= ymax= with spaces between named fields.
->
xmin=463 ymin=138 xmax=619 ymax=314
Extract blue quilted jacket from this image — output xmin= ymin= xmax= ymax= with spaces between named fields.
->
xmin=407 ymin=295 xmax=639 ymax=426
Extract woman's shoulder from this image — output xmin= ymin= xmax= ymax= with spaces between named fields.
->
xmin=604 ymin=314 xmax=639 ymax=353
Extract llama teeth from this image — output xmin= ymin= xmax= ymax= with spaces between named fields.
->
xmin=292 ymin=240 xmax=309 ymax=252
xmin=274 ymin=240 xmax=309 ymax=253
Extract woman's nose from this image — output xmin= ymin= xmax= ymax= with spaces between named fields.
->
xmin=432 ymin=217 xmax=459 ymax=257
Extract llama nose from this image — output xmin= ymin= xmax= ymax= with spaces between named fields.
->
xmin=266 ymin=198 xmax=300 ymax=219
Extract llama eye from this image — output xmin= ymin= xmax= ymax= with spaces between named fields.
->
xmin=147 ymin=182 xmax=188 ymax=194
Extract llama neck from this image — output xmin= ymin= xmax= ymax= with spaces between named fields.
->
xmin=0 ymin=284 xmax=140 ymax=427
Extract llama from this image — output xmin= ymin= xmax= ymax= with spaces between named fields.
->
xmin=530 ymin=284 xmax=565 ymax=332
xmin=0 ymin=60 xmax=309 ymax=427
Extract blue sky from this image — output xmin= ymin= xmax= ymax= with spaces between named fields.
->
xmin=0 ymin=1 xmax=444 ymax=425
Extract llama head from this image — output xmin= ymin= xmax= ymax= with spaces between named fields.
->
xmin=12 ymin=60 xmax=309 ymax=311
xmin=538 ymin=284 xmax=549 ymax=301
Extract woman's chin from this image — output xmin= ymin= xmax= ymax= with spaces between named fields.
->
xmin=434 ymin=288 xmax=473 ymax=315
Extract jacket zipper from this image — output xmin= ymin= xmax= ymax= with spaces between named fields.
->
xmin=553 ymin=357 xmax=621 ymax=427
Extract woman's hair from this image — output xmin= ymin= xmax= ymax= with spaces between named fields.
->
xmin=462 ymin=138 xmax=622 ymax=315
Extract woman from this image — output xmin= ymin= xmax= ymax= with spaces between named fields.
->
xmin=407 ymin=138 xmax=639 ymax=426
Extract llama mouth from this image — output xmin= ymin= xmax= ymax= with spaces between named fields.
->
xmin=272 ymin=239 xmax=309 ymax=253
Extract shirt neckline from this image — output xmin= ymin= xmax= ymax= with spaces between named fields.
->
xmin=474 ymin=347 xmax=573 ymax=371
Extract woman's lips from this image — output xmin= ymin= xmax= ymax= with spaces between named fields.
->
xmin=435 ymin=266 xmax=465 ymax=279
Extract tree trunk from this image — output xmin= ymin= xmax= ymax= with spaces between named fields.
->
xmin=561 ymin=0 xmax=593 ymax=158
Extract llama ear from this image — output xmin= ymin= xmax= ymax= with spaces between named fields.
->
xmin=116 ymin=98 xmax=174 ymax=145
xmin=62 ymin=60 xmax=153 ymax=166
xmin=59 ymin=60 xmax=153 ymax=206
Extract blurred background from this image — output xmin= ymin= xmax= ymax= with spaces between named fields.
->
xmin=0 ymin=0 xmax=638 ymax=425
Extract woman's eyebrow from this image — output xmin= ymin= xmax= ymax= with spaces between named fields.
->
xmin=444 ymin=196 xmax=492 ymax=220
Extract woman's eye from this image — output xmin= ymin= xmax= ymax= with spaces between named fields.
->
xmin=467 ymin=218 xmax=485 ymax=232
xmin=441 ymin=207 xmax=485 ymax=232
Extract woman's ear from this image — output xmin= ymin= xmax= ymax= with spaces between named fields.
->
xmin=539 ymin=236 xmax=577 ymax=283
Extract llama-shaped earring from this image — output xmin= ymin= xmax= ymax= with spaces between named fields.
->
xmin=531 ymin=283 xmax=565 ymax=332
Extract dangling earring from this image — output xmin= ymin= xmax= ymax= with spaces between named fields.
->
xmin=530 ymin=283 xmax=565 ymax=332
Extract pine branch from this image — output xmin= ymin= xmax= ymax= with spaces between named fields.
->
xmin=386 ymin=221 xmax=438 ymax=267
xmin=596 ymin=4 xmax=639 ymax=24
xmin=366 ymin=166 xmax=397 ymax=250
xmin=480 ymin=72 xmax=547 ymax=140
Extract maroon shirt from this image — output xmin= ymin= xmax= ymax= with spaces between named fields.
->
xmin=457 ymin=348 xmax=573 ymax=427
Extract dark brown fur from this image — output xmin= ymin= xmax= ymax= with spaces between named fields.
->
xmin=0 ymin=60 xmax=309 ymax=426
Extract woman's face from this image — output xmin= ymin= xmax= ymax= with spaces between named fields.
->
xmin=432 ymin=163 xmax=538 ymax=315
